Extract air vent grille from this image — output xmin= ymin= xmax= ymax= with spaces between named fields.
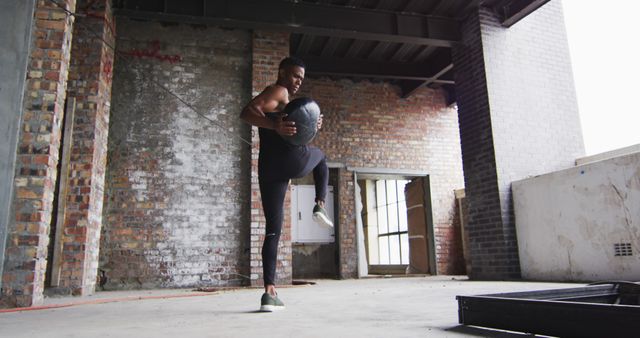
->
xmin=614 ymin=243 xmax=633 ymax=257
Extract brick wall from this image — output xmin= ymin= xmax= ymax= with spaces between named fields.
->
xmin=57 ymin=0 xmax=114 ymax=296
xmin=482 ymin=1 xmax=584 ymax=234
xmin=452 ymin=7 xmax=506 ymax=279
xmin=337 ymin=169 xmax=357 ymax=277
xmin=298 ymin=79 xmax=466 ymax=276
xmin=1 ymin=0 xmax=77 ymax=307
xmin=100 ymin=19 xmax=252 ymax=289
xmin=249 ymin=31 xmax=292 ymax=286
xmin=452 ymin=2 xmax=584 ymax=279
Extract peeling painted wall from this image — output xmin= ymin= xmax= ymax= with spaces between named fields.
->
xmin=100 ymin=19 xmax=252 ymax=289
xmin=513 ymin=152 xmax=640 ymax=282
xmin=0 ymin=0 xmax=35 ymax=290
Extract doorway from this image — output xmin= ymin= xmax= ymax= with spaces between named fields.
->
xmin=290 ymin=168 xmax=340 ymax=280
xmin=357 ymin=175 xmax=436 ymax=276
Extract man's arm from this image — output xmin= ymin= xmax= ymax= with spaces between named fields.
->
xmin=240 ymin=85 xmax=296 ymax=136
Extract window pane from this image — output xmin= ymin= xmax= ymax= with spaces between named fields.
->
xmin=376 ymin=180 xmax=386 ymax=207
xmin=397 ymin=180 xmax=409 ymax=202
xmin=400 ymin=233 xmax=409 ymax=264
xmin=377 ymin=200 xmax=388 ymax=234
xmin=387 ymin=198 xmax=399 ymax=233
xmin=379 ymin=236 xmax=390 ymax=264
xmin=389 ymin=235 xmax=401 ymax=264
xmin=398 ymin=198 xmax=408 ymax=232
xmin=367 ymin=221 xmax=379 ymax=265
xmin=386 ymin=180 xmax=397 ymax=204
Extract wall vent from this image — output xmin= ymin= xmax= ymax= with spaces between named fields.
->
xmin=614 ymin=243 xmax=633 ymax=257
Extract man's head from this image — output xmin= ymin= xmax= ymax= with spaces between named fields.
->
xmin=277 ymin=57 xmax=305 ymax=95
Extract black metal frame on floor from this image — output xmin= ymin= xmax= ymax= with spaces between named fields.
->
xmin=456 ymin=281 xmax=640 ymax=338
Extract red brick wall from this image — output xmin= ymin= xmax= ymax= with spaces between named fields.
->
xmin=60 ymin=0 xmax=114 ymax=295
xmin=337 ymin=169 xmax=358 ymax=277
xmin=249 ymin=31 xmax=292 ymax=286
xmin=298 ymin=79 xmax=466 ymax=276
xmin=1 ymin=0 xmax=77 ymax=308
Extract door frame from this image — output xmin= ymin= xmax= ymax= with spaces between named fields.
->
xmin=350 ymin=167 xmax=437 ymax=276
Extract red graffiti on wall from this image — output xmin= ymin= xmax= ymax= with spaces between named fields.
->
xmin=122 ymin=40 xmax=182 ymax=64
xmin=103 ymin=59 xmax=113 ymax=79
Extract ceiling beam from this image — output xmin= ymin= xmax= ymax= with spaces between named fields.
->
xmin=395 ymin=48 xmax=453 ymax=97
xmin=411 ymin=45 xmax=437 ymax=62
xmin=398 ymin=63 xmax=453 ymax=98
xmin=320 ymin=37 xmax=341 ymax=57
xmin=116 ymin=0 xmax=461 ymax=46
xmin=442 ymin=84 xmax=457 ymax=105
xmin=300 ymin=48 xmax=452 ymax=82
xmin=344 ymin=39 xmax=366 ymax=59
xmin=302 ymin=56 xmax=434 ymax=81
xmin=345 ymin=0 xmax=365 ymax=7
xmin=390 ymin=44 xmax=418 ymax=62
xmin=402 ymin=0 xmax=424 ymax=13
xmin=367 ymin=41 xmax=392 ymax=61
xmin=296 ymin=35 xmax=315 ymax=55
xmin=460 ymin=0 xmax=483 ymax=18
xmin=491 ymin=0 xmax=551 ymax=27
xmin=397 ymin=80 xmax=426 ymax=98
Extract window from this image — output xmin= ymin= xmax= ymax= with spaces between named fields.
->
xmin=368 ymin=180 xmax=410 ymax=265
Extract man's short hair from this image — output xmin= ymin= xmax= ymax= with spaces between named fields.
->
xmin=279 ymin=56 xmax=305 ymax=70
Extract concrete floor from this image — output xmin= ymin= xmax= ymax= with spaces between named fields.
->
xmin=0 ymin=276 xmax=580 ymax=337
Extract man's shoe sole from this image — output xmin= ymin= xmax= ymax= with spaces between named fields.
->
xmin=313 ymin=212 xmax=334 ymax=228
xmin=260 ymin=305 xmax=285 ymax=312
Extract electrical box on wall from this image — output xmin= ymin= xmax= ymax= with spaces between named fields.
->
xmin=291 ymin=185 xmax=335 ymax=243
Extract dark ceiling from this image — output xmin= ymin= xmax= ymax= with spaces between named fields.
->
xmin=113 ymin=0 xmax=549 ymax=102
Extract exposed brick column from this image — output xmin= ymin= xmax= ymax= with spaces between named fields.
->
xmin=56 ymin=0 xmax=114 ymax=295
xmin=249 ymin=31 xmax=291 ymax=286
xmin=452 ymin=2 xmax=584 ymax=280
xmin=338 ymin=169 xmax=357 ymax=278
xmin=1 ymin=0 xmax=76 ymax=308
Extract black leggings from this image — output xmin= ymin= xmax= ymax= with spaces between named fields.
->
xmin=259 ymin=146 xmax=328 ymax=286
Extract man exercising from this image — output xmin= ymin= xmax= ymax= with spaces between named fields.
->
xmin=240 ymin=57 xmax=333 ymax=312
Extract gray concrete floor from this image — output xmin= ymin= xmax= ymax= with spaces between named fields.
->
xmin=0 ymin=276 xmax=579 ymax=337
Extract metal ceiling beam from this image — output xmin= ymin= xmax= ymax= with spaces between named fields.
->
xmin=390 ymin=44 xmax=418 ymax=62
xmin=398 ymin=63 xmax=452 ymax=98
xmin=387 ymin=48 xmax=452 ymax=97
xmin=302 ymin=57 xmax=434 ymax=81
xmin=116 ymin=0 xmax=461 ymax=46
xmin=345 ymin=0 xmax=364 ymax=7
xmin=427 ymin=0 xmax=447 ymax=15
xmin=344 ymin=39 xmax=367 ymax=59
xmin=367 ymin=41 xmax=392 ymax=61
xmin=411 ymin=45 xmax=437 ymax=62
xmin=491 ymin=0 xmax=551 ymax=27
xmin=301 ymin=48 xmax=452 ymax=83
xmin=397 ymin=80 xmax=425 ymax=97
xmin=296 ymin=35 xmax=315 ymax=55
xmin=402 ymin=0 xmax=424 ymax=13
xmin=320 ymin=37 xmax=341 ymax=57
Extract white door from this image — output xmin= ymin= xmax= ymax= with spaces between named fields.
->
xmin=291 ymin=185 xmax=335 ymax=243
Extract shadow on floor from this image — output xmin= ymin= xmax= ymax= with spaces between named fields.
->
xmin=446 ymin=325 xmax=550 ymax=337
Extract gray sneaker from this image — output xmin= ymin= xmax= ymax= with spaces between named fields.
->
xmin=260 ymin=292 xmax=285 ymax=312
xmin=312 ymin=204 xmax=334 ymax=228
